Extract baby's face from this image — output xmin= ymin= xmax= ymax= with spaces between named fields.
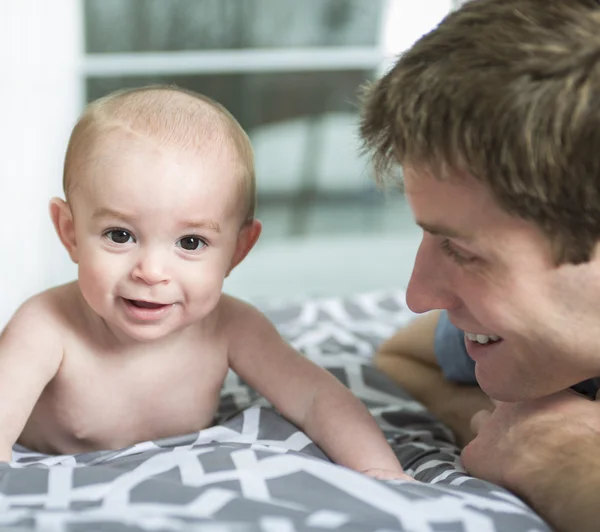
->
xmin=68 ymin=132 xmax=247 ymax=342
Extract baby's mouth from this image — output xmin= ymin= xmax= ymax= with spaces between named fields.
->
xmin=126 ymin=299 xmax=168 ymax=310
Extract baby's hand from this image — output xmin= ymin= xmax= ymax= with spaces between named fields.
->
xmin=362 ymin=468 xmax=414 ymax=481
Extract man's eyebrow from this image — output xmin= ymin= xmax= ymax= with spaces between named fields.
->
xmin=417 ymin=221 xmax=470 ymax=239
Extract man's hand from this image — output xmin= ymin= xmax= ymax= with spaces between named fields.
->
xmin=462 ymin=391 xmax=600 ymax=532
xmin=463 ymin=392 xmax=600 ymax=487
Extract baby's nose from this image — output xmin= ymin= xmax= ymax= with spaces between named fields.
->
xmin=131 ymin=249 xmax=170 ymax=285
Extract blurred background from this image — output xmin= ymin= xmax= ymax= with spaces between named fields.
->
xmin=1 ymin=0 xmax=465 ymax=327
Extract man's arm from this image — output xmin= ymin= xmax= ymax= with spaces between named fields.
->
xmin=226 ymin=298 xmax=408 ymax=478
xmin=375 ymin=311 xmax=492 ymax=446
xmin=463 ymin=392 xmax=600 ymax=532
xmin=0 ymin=298 xmax=64 ymax=460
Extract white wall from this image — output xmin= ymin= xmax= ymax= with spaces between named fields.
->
xmin=380 ymin=0 xmax=453 ymax=71
xmin=0 ymin=0 xmax=81 ymax=327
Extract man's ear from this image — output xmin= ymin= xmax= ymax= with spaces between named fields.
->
xmin=227 ymin=219 xmax=262 ymax=276
xmin=49 ymin=197 xmax=79 ymax=263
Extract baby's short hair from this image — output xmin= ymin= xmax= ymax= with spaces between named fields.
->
xmin=63 ymin=85 xmax=256 ymax=222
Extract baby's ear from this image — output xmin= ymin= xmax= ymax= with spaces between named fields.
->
xmin=49 ymin=198 xmax=79 ymax=263
xmin=227 ymin=219 xmax=262 ymax=276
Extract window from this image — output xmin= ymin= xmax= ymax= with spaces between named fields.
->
xmin=81 ymin=0 xmax=407 ymax=238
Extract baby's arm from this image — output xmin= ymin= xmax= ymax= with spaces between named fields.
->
xmin=226 ymin=299 xmax=408 ymax=479
xmin=0 ymin=298 xmax=64 ymax=461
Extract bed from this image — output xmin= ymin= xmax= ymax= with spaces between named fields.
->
xmin=0 ymin=290 xmax=548 ymax=531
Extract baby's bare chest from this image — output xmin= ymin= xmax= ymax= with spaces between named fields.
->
xmin=22 ymin=344 xmax=229 ymax=453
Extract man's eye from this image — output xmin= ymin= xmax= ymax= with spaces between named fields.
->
xmin=178 ymin=236 xmax=206 ymax=251
xmin=105 ymin=230 xmax=134 ymax=244
xmin=440 ymin=239 xmax=475 ymax=265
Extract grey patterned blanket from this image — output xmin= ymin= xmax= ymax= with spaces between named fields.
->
xmin=1 ymin=291 xmax=548 ymax=531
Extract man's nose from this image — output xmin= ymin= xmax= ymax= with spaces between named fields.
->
xmin=131 ymin=247 xmax=171 ymax=285
xmin=405 ymin=235 xmax=460 ymax=313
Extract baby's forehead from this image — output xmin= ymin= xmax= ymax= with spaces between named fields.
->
xmin=71 ymin=129 xmax=248 ymax=220
xmin=102 ymin=94 xmax=233 ymax=148
xmin=81 ymin=128 xmax=244 ymax=186
xmin=72 ymin=111 xmax=230 ymax=172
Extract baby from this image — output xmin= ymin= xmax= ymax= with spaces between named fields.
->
xmin=0 ymin=86 xmax=409 ymax=480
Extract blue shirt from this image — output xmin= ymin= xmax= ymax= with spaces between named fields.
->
xmin=434 ymin=310 xmax=599 ymax=399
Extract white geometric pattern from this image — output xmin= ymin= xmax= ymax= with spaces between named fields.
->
xmin=0 ymin=290 xmax=548 ymax=531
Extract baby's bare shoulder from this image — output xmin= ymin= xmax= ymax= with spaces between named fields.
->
xmin=217 ymin=294 xmax=271 ymax=331
xmin=217 ymin=294 xmax=281 ymax=354
xmin=4 ymin=283 xmax=76 ymax=335
xmin=0 ymin=284 xmax=73 ymax=372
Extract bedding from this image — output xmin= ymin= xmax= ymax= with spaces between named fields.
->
xmin=0 ymin=290 xmax=548 ymax=531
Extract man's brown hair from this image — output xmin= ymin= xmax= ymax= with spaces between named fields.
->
xmin=361 ymin=0 xmax=600 ymax=264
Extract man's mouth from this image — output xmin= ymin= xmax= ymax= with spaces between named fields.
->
xmin=464 ymin=332 xmax=503 ymax=345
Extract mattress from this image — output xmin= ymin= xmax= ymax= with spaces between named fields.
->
xmin=1 ymin=290 xmax=548 ymax=531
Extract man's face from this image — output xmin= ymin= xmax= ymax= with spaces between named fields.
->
xmin=404 ymin=165 xmax=600 ymax=401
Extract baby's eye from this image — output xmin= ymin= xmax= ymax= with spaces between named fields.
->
xmin=177 ymin=236 xmax=206 ymax=251
xmin=105 ymin=229 xmax=135 ymax=245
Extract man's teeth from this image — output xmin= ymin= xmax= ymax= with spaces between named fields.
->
xmin=465 ymin=332 xmax=501 ymax=344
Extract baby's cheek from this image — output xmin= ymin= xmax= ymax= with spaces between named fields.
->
xmin=78 ymin=252 xmax=118 ymax=297
xmin=77 ymin=269 xmax=104 ymax=313
xmin=187 ymin=269 xmax=225 ymax=307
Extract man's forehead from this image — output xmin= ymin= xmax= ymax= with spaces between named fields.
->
xmin=403 ymin=166 xmax=483 ymax=241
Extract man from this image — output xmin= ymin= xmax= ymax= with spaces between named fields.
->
xmin=360 ymin=0 xmax=600 ymax=530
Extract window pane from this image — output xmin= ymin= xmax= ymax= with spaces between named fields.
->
xmin=84 ymin=0 xmax=384 ymax=53
xmin=86 ymin=71 xmax=371 ymax=191
xmin=86 ymin=71 xmax=367 ymax=129
xmin=85 ymin=71 xmax=404 ymax=239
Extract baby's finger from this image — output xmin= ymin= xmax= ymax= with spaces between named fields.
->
xmin=394 ymin=472 xmax=416 ymax=482
xmin=362 ymin=468 xmax=415 ymax=481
